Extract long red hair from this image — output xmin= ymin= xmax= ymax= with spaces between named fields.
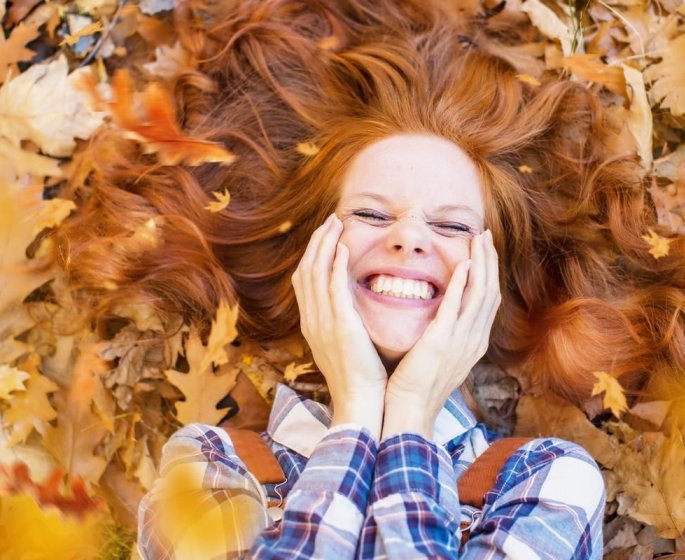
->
xmin=56 ymin=0 xmax=685 ymax=402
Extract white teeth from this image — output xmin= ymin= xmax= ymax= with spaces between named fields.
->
xmin=368 ymin=274 xmax=435 ymax=300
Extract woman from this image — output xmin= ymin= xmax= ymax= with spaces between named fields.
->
xmin=136 ymin=133 xmax=606 ymax=559
xmin=55 ymin=0 xmax=684 ymax=558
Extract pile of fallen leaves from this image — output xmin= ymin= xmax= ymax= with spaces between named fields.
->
xmin=0 ymin=0 xmax=684 ymax=558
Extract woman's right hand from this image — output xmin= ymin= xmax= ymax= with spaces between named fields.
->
xmin=291 ymin=213 xmax=387 ymax=439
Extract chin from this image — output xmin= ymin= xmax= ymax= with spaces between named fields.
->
xmin=364 ymin=316 xmax=426 ymax=358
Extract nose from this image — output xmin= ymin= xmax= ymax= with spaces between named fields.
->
xmin=384 ymin=217 xmax=431 ymax=255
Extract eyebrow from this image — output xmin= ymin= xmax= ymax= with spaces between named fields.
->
xmin=350 ymin=192 xmax=482 ymax=221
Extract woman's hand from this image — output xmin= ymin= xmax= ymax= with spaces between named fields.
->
xmin=291 ymin=213 xmax=388 ymax=439
xmin=382 ymin=230 xmax=501 ymax=440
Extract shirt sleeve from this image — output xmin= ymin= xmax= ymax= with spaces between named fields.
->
xmin=137 ymin=422 xmax=377 ymax=560
xmin=360 ymin=434 xmax=605 ymax=559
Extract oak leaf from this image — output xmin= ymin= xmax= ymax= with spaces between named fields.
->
xmin=205 ymin=190 xmax=231 ymax=213
xmin=592 ymin=371 xmax=628 ymax=418
xmin=3 ymin=354 xmax=58 ymax=445
xmin=0 ymin=364 xmax=29 ymax=399
xmin=643 ymin=33 xmax=685 ymax=116
xmin=0 ymin=56 xmax=104 ymax=157
xmin=283 ymin=361 xmax=316 ymax=383
xmin=143 ymin=41 xmax=194 ymax=79
xmin=0 ymin=22 xmax=39 ymax=84
xmin=99 ymin=70 xmax=237 ymax=166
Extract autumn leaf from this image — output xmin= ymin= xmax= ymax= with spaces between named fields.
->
xmin=622 ymin=64 xmax=652 ymax=169
xmin=60 ymin=20 xmax=104 ymax=46
xmin=641 ymin=229 xmax=672 ymax=259
xmin=518 ymin=164 xmax=534 ymax=173
xmin=643 ymin=33 xmax=685 ymax=116
xmin=164 ymin=301 xmax=240 ymax=424
xmin=0 ymin=365 xmax=29 ymax=400
xmin=297 ymin=142 xmax=320 ymax=156
xmin=283 ymin=361 xmax=316 ymax=383
xmin=516 ymin=73 xmax=541 ymax=86
xmin=98 ymin=70 xmax=237 ymax=166
xmin=592 ymin=371 xmax=628 ymax=418
xmin=0 ymin=22 xmax=39 ymax=84
xmin=0 ymin=137 xmax=63 ymax=182
xmin=205 ymin=190 xmax=231 ymax=213
xmin=563 ymin=54 xmax=626 ymax=97
xmin=3 ymin=354 xmax=59 ymax=445
xmin=143 ymin=40 xmax=194 ymax=79
xmin=521 ymin=0 xmax=572 ymax=56
xmin=0 ymin=56 xmax=104 ymax=157
xmin=32 ymin=199 xmax=77 ymax=236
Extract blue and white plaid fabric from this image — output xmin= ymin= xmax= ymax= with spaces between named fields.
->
xmin=138 ymin=383 xmax=605 ymax=559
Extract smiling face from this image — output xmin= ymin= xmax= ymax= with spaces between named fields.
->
xmin=334 ymin=133 xmax=486 ymax=367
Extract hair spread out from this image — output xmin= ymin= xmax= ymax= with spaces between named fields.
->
xmin=56 ymin=0 xmax=685 ymax=403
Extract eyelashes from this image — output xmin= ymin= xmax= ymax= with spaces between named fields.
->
xmin=351 ymin=209 xmax=474 ymax=236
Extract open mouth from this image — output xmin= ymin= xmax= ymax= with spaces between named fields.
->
xmin=361 ymin=274 xmax=438 ymax=301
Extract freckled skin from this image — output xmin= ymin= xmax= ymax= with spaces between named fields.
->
xmin=334 ymin=134 xmax=485 ymax=366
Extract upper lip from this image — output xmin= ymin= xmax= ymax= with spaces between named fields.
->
xmin=359 ymin=266 xmax=445 ymax=295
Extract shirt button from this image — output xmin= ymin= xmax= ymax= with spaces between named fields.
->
xmin=268 ymin=506 xmax=284 ymax=522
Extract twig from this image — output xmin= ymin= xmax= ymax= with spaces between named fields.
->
xmin=79 ymin=0 xmax=129 ymax=68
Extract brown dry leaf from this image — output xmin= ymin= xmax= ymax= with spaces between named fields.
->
xmin=608 ymin=429 xmax=685 ymax=538
xmin=3 ymin=354 xmax=59 ymax=445
xmin=6 ymin=0 xmax=43 ymax=25
xmin=0 ymin=22 xmax=39 ymax=84
xmin=563 ymin=54 xmax=627 ymax=97
xmin=515 ymin=392 xmax=620 ymax=467
xmin=643 ymin=33 xmax=685 ymax=116
xmin=42 ymin=345 xmax=110 ymax=485
xmin=629 ymin=400 xmax=672 ymax=430
xmin=0 ymin=56 xmax=104 ymax=157
xmin=205 ymin=190 xmax=231 ymax=213
xmin=101 ymin=70 xmax=236 ymax=166
xmin=283 ymin=361 xmax=316 ymax=383
xmin=641 ymin=229 xmax=673 ymax=259
xmin=143 ymin=40 xmax=194 ymax=79
xmin=592 ymin=371 xmax=629 ymax=418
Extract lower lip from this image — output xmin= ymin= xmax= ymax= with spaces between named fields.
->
xmin=355 ymin=281 xmax=440 ymax=308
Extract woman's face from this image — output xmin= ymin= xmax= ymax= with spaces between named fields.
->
xmin=335 ymin=133 xmax=486 ymax=367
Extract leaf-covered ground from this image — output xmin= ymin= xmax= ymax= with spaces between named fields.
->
xmin=1 ymin=0 xmax=685 ymax=558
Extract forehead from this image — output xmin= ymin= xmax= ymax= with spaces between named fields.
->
xmin=339 ymin=133 xmax=485 ymax=217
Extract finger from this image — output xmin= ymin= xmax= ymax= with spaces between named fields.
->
xmin=309 ymin=214 xmax=342 ymax=327
xmin=330 ymin=241 xmax=360 ymax=324
xmin=457 ymin=231 xmax=490 ymax=326
xmin=471 ymin=230 xmax=502 ymax=336
xmin=294 ymin=214 xmax=335 ymax=332
xmin=433 ymin=258 xmax=471 ymax=329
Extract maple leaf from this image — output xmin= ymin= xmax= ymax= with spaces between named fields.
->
xmin=3 ymin=354 xmax=58 ymax=445
xmin=643 ymin=33 xmax=685 ymax=116
xmin=283 ymin=361 xmax=316 ymax=383
xmin=0 ymin=22 xmax=39 ymax=84
xmin=0 ymin=364 xmax=29 ymax=400
xmin=97 ymin=70 xmax=237 ymax=166
xmin=205 ymin=190 xmax=231 ymax=213
xmin=641 ymin=229 xmax=672 ymax=259
xmin=0 ymin=137 xmax=63 ymax=182
xmin=592 ymin=371 xmax=628 ymax=418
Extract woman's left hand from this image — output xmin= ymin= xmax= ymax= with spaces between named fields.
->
xmin=382 ymin=230 xmax=501 ymax=440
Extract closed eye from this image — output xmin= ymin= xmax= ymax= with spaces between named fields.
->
xmin=352 ymin=210 xmax=389 ymax=223
xmin=352 ymin=210 xmax=473 ymax=237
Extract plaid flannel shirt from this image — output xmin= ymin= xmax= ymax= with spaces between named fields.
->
xmin=138 ymin=383 xmax=605 ymax=559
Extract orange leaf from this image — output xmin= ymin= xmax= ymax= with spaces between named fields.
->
xmin=105 ymin=71 xmax=237 ymax=166
xmin=563 ymin=54 xmax=627 ymax=98
xmin=591 ymin=371 xmax=628 ymax=418
xmin=641 ymin=229 xmax=673 ymax=259
xmin=0 ymin=23 xmax=39 ymax=84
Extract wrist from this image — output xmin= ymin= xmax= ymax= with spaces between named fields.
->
xmin=381 ymin=396 xmax=436 ymax=442
xmin=331 ymin=394 xmax=384 ymax=441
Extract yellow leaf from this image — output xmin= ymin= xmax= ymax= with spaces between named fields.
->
xmin=3 ymin=354 xmax=59 ymax=445
xmin=0 ymin=56 xmax=104 ymax=157
xmin=516 ymin=73 xmax=541 ymax=86
xmin=0 ymin=137 xmax=63 ymax=182
xmin=521 ymin=0 xmax=572 ymax=56
xmin=0 ymin=364 xmax=29 ymax=400
xmin=518 ymin=164 xmax=534 ymax=173
xmin=59 ymin=20 xmax=104 ymax=46
xmin=622 ymin=64 xmax=652 ymax=169
xmin=283 ymin=361 xmax=316 ymax=383
xmin=317 ymin=36 xmax=339 ymax=50
xmin=296 ymin=142 xmax=320 ymax=156
xmin=278 ymin=220 xmax=293 ymax=233
xmin=205 ymin=190 xmax=231 ymax=213
xmin=32 ymin=198 xmax=76 ymax=236
xmin=591 ymin=371 xmax=628 ymax=418
xmin=202 ymin=301 xmax=239 ymax=372
xmin=641 ymin=229 xmax=672 ymax=259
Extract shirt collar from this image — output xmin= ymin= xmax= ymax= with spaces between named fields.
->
xmin=267 ymin=383 xmax=478 ymax=458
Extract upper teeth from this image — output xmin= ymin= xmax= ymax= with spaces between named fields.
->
xmin=369 ymin=274 xmax=435 ymax=300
